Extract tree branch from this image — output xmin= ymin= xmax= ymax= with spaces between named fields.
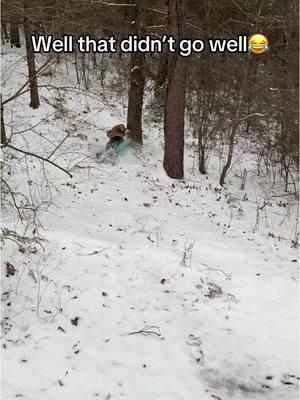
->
xmin=2 ymin=58 xmax=54 ymax=106
xmin=2 ymin=143 xmax=73 ymax=178
xmin=1 ymin=178 xmax=23 ymax=220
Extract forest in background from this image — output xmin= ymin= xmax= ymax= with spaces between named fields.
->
xmin=1 ymin=2 xmax=299 ymax=399
xmin=1 ymin=0 xmax=298 ymax=179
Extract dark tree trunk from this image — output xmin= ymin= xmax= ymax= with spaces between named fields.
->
xmin=154 ymin=50 xmax=168 ymax=98
xmin=199 ymin=146 xmax=206 ymax=174
xmin=197 ymin=92 xmax=208 ymax=175
xmin=163 ymin=0 xmax=187 ymax=179
xmin=219 ymin=67 xmax=247 ymax=186
xmin=1 ymin=95 xmax=7 ymax=145
xmin=24 ymin=13 xmax=40 ymax=109
xmin=2 ymin=22 xmax=9 ymax=42
xmin=126 ymin=0 xmax=146 ymax=144
xmin=10 ymin=18 xmax=21 ymax=48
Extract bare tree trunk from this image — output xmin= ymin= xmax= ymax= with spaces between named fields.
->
xmin=1 ymin=95 xmax=7 ymax=145
xmin=154 ymin=50 xmax=168 ymax=98
xmin=81 ymin=53 xmax=89 ymax=89
xmin=24 ymin=11 xmax=40 ymax=109
xmin=197 ymin=91 xmax=208 ymax=175
xmin=92 ymin=53 xmax=97 ymax=69
xmin=74 ymin=49 xmax=80 ymax=85
xmin=10 ymin=18 xmax=20 ymax=48
xmin=1 ymin=22 xmax=9 ymax=42
xmin=198 ymin=143 xmax=206 ymax=174
xmin=126 ymin=0 xmax=146 ymax=144
xmin=219 ymin=67 xmax=247 ymax=186
xmin=1 ymin=31 xmax=4 ymax=46
xmin=100 ymin=53 xmax=106 ymax=90
xmin=163 ymin=0 xmax=187 ymax=179
xmin=65 ymin=54 xmax=69 ymax=75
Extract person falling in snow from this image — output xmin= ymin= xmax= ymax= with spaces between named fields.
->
xmin=106 ymin=124 xmax=126 ymax=150
xmin=105 ymin=123 xmax=133 ymax=157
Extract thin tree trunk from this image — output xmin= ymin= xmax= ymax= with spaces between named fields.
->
xmin=126 ymin=0 xmax=146 ymax=144
xmin=163 ymin=0 xmax=187 ymax=179
xmin=198 ymin=91 xmax=208 ymax=175
xmin=199 ymin=144 xmax=206 ymax=174
xmin=24 ymin=11 xmax=40 ymax=109
xmin=10 ymin=18 xmax=20 ymax=48
xmin=81 ymin=53 xmax=89 ymax=89
xmin=1 ymin=28 xmax=4 ymax=45
xmin=219 ymin=67 xmax=247 ymax=186
xmin=1 ymin=95 xmax=7 ymax=145
xmin=93 ymin=53 xmax=97 ymax=69
xmin=74 ymin=49 xmax=80 ymax=85
xmin=2 ymin=22 xmax=9 ymax=41
xmin=65 ymin=54 xmax=69 ymax=75
xmin=100 ymin=53 xmax=106 ymax=90
xmin=154 ymin=50 xmax=168 ymax=98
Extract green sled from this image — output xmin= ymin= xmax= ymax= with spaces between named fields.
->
xmin=115 ymin=138 xmax=132 ymax=156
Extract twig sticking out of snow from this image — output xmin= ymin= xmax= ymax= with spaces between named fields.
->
xmin=76 ymin=247 xmax=109 ymax=256
xmin=128 ymin=325 xmax=161 ymax=337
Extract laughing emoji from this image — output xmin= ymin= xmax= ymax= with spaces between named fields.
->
xmin=248 ymin=34 xmax=269 ymax=55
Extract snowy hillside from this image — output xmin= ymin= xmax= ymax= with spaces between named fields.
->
xmin=1 ymin=45 xmax=299 ymax=400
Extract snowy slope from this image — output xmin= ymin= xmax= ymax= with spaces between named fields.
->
xmin=1 ymin=44 xmax=299 ymax=400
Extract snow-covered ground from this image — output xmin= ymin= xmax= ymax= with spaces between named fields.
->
xmin=1 ymin=44 xmax=299 ymax=400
